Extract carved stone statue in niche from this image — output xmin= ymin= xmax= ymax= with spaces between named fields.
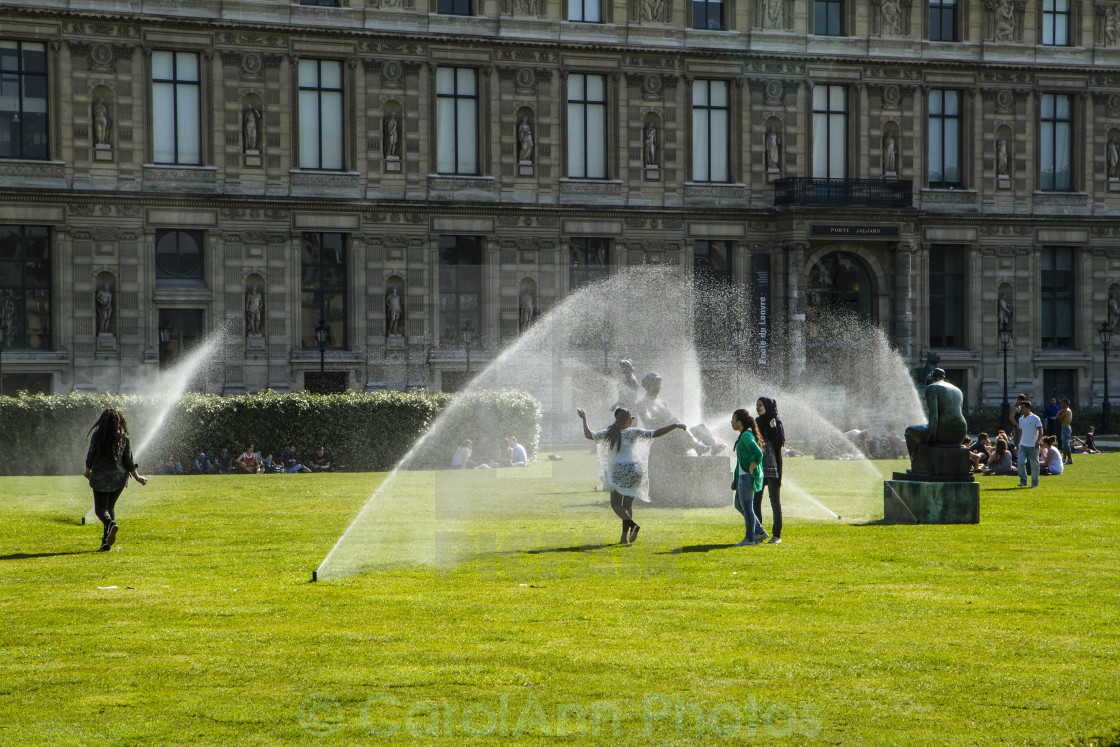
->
xmin=517 ymin=117 xmax=534 ymax=163
xmin=386 ymin=285 xmax=404 ymax=336
xmin=639 ymin=0 xmax=671 ymax=23
xmin=1108 ymin=290 xmax=1120 ymax=332
xmin=998 ymin=290 xmax=1014 ymax=331
xmin=243 ymin=106 xmax=261 ymax=153
xmin=1108 ymin=138 xmax=1119 ymax=180
xmin=93 ymin=99 xmax=111 ymax=147
xmin=643 ymin=122 xmax=658 ymax=167
xmin=96 ymin=283 xmax=113 ymax=334
xmin=884 ymin=132 xmax=897 ymax=174
xmin=996 ymin=139 xmax=1009 ymax=177
xmin=763 ymin=0 xmax=786 ymax=29
xmin=519 ymin=289 xmax=535 ymax=331
xmin=992 ymin=0 xmax=1016 ymax=42
xmin=385 ymin=113 xmax=400 ymax=158
xmin=246 ymin=284 xmax=263 ymax=336
xmin=881 ymin=0 xmax=904 ymax=34
xmin=765 ymin=128 xmax=782 ymax=171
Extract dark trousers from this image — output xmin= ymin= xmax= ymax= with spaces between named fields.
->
xmin=753 ymin=478 xmax=783 ymax=539
xmin=93 ymin=488 xmax=124 ymax=530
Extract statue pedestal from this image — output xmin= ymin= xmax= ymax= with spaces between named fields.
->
xmin=96 ymin=332 xmax=116 ymax=351
xmin=766 ymin=167 xmax=781 ymax=183
xmin=518 ymin=161 xmax=534 ymax=177
xmin=643 ymin=165 xmax=660 ymax=181
xmin=997 ymin=175 xmax=1011 ymax=190
xmin=883 ymin=480 xmax=979 ymax=524
xmin=648 ymin=451 xmax=732 ymax=508
xmin=1109 ymin=179 xmax=1120 ymax=192
xmin=385 ymin=156 xmax=401 ymax=173
xmin=244 ymin=150 xmax=261 ymax=167
xmin=93 ymin=144 xmax=113 ymax=162
xmin=386 ymin=334 xmax=406 ymax=350
xmin=246 ymin=334 xmax=266 ymax=352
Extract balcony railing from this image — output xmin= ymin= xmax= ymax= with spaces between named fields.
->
xmin=773 ymin=177 xmax=913 ymax=208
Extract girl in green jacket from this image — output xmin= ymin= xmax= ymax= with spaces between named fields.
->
xmin=731 ymin=409 xmax=767 ymax=546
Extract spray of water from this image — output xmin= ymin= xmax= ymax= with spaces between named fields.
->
xmin=315 ymin=267 xmax=923 ymax=580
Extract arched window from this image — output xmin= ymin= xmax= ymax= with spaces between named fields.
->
xmin=155 ymin=230 xmax=204 ymax=286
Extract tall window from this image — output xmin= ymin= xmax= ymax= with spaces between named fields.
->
xmin=567 ymin=74 xmax=607 ymax=179
xmin=438 ymin=0 xmax=471 ymax=15
xmin=928 ymin=245 xmax=965 ymax=348
xmin=1042 ymin=0 xmax=1070 ymax=45
xmin=929 ymin=0 xmax=957 ymax=40
xmin=154 ymin=230 xmax=205 ymax=288
xmin=1041 ymin=247 xmax=1074 ymax=349
xmin=0 ymin=41 xmax=48 ymax=160
xmin=298 ymin=60 xmax=343 ymax=170
xmin=812 ymin=85 xmax=847 ymax=178
xmin=0 ymin=225 xmax=50 ymax=350
xmin=693 ymin=0 xmax=725 ymax=29
xmin=569 ymin=237 xmax=609 ymax=289
xmin=301 ymin=233 xmax=347 ymax=349
xmin=928 ymin=89 xmax=962 ymax=187
xmin=814 ymin=0 xmax=845 ymax=34
xmin=692 ymin=80 xmax=730 ymax=183
xmin=436 ymin=68 xmax=478 ymax=175
xmin=438 ymin=236 xmax=482 ymax=345
xmin=570 ymin=0 xmax=602 ymax=21
xmin=1040 ymin=93 xmax=1072 ymax=191
xmin=152 ymin=51 xmax=201 ymax=165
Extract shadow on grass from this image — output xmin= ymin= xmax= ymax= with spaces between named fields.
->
xmin=1 ymin=551 xmax=96 ymax=560
xmin=522 ymin=544 xmax=616 ymax=555
xmin=661 ymin=543 xmax=740 ymax=554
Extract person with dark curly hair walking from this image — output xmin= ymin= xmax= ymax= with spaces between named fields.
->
xmin=84 ymin=408 xmax=147 ymax=551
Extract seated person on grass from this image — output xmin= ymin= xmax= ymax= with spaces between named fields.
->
xmin=509 ymin=436 xmax=529 ymax=467
xmin=213 ymin=446 xmax=233 ymax=474
xmin=234 ymin=443 xmax=265 ymax=474
xmin=970 ymin=433 xmax=992 ymax=466
xmin=980 ymin=438 xmax=1015 ymax=475
xmin=308 ymin=446 xmax=333 ymax=473
xmin=280 ymin=444 xmax=311 ymax=473
xmin=156 ymin=452 xmax=182 ymax=475
xmin=451 ymin=440 xmax=474 ymax=469
xmin=191 ymin=452 xmax=213 ymax=474
xmin=1039 ymin=436 xmax=1064 ymax=476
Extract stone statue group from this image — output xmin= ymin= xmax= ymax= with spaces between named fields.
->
xmin=612 ymin=360 xmax=724 ymax=455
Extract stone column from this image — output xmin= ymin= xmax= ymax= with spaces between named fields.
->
xmin=893 ymin=240 xmax=916 ymax=365
xmin=786 ymin=241 xmax=808 ymax=380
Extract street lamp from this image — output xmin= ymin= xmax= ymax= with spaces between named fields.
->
xmin=462 ymin=320 xmax=474 ymax=379
xmin=158 ymin=319 xmax=173 ymax=368
xmin=314 ymin=320 xmax=331 ymax=394
xmin=998 ymin=322 xmax=1012 ymax=435
xmin=1099 ymin=322 xmax=1113 ymax=433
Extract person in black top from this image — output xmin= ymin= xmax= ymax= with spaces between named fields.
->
xmin=754 ymin=397 xmax=785 ymax=544
xmin=213 ymin=446 xmax=233 ymax=474
xmin=308 ymin=446 xmax=333 ymax=472
xmin=84 ymin=408 xmax=148 ymax=551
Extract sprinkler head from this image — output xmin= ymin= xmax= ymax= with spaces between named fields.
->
xmin=836 ymin=515 xmax=842 ymax=520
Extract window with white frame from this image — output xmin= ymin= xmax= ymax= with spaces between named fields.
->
xmin=152 ymin=51 xmax=201 ymax=165
xmin=0 ymin=41 xmax=48 ymax=160
xmin=1040 ymin=93 xmax=1072 ymax=191
xmin=1041 ymin=0 xmax=1070 ymax=45
xmin=567 ymin=74 xmax=607 ymax=179
xmin=928 ymin=89 xmax=962 ymax=187
xmin=569 ymin=0 xmax=602 ymax=22
xmin=814 ymin=0 xmax=845 ymax=34
xmin=298 ymin=59 xmax=344 ymax=170
xmin=436 ymin=68 xmax=479 ymax=175
xmin=692 ymin=80 xmax=730 ymax=182
xmin=812 ymin=85 xmax=847 ymax=178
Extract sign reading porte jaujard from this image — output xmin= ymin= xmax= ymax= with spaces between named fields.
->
xmin=809 ymin=224 xmax=901 ymax=239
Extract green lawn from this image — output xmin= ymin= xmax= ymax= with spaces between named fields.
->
xmin=1 ymin=454 xmax=1118 ymax=745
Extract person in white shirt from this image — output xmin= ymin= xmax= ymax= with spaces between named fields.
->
xmin=1039 ymin=435 xmax=1064 ymax=475
xmin=1016 ymin=401 xmax=1043 ymax=488
xmin=451 ymin=440 xmax=473 ymax=469
xmin=509 ymin=437 xmax=529 ymax=467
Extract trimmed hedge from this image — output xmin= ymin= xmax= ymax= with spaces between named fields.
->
xmin=0 ymin=389 xmax=541 ymax=476
xmin=964 ymin=405 xmax=1113 ymax=438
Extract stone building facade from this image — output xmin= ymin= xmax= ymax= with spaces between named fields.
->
xmin=1 ymin=0 xmax=1119 ymax=406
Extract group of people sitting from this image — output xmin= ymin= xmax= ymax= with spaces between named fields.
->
xmin=154 ymin=443 xmax=335 ymax=475
xmin=451 ymin=436 xmax=529 ymax=469
xmin=965 ymin=423 xmax=1100 ymax=478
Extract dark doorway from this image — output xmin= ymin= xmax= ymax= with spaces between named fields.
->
xmin=158 ymin=309 xmax=204 ymax=369
xmin=303 ymin=371 xmax=348 ymax=394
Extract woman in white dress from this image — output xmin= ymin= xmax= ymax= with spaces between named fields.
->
xmin=577 ymin=406 xmax=687 ymax=545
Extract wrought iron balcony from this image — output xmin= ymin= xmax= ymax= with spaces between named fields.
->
xmin=773 ymin=177 xmax=913 ymax=208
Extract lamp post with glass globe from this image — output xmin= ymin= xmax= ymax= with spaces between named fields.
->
xmin=999 ymin=322 xmax=1012 ymax=435
xmin=314 ymin=320 xmax=331 ymax=394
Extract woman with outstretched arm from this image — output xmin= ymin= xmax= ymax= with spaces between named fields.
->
xmin=577 ymin=407 xmax=686 ymax=545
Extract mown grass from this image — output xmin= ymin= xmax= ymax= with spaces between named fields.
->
xmin=1 ymin=453 xmax=1117 ymax=745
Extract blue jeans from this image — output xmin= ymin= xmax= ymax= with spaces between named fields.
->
xmin=1017 ymin=445 xmax=1039 ymax=487
xmin=1060 ymin=426 xmax=1072 ymax=456
xmin=734 ymin=483 xmax=765 ymax=541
